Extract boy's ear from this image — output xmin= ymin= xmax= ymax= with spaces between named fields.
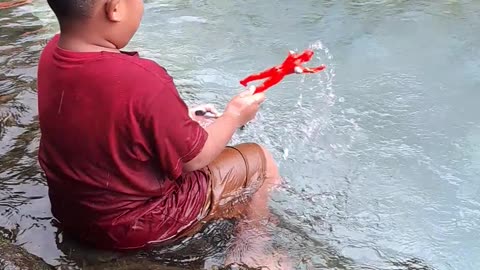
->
xmin=105 ymin=0 xmax=123 ymax=22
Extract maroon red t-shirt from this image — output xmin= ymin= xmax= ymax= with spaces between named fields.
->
xmin=37 ymin=35 xmax=209 ymax=250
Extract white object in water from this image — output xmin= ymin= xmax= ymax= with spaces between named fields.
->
xmin=168 ymin=16 xmax=207 ymax=24
xmin=294 ymin=66 xmax=303 ymax=74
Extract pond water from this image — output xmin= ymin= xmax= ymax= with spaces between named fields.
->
xmin=0 ymin=0 xmax=479 ymax=269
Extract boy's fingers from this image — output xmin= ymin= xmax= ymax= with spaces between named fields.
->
xmin=202 ymin=104 xmax=218 ymax=113
xmin=243 ymin=93 xmax=265 ymax=107
xmin=253 ymin=93 xmax=266 ymax=104
xmin=248 ymin=85 xmax=257 ymax=95
xmin=205 ymin=105 xmax=222 ymax=117
xmin=238 ymin=89 xmax=252 ymax=97
xmin=192 ymin=104 xmax=223 ymax=118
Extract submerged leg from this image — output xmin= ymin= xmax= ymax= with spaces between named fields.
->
xmin=169 ymin=144 xmax=289 ymax=269
xmin=219 ymin=146 xmax=290 ymax=269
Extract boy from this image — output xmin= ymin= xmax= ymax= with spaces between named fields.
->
xmin=37 ymin=0 xmax=280 ymax=255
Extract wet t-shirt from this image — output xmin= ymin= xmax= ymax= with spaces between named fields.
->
xmin=37 ymin=34 xmax=209 ymax=250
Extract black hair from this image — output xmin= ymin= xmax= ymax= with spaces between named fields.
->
xmin=47 ymin=0 xmax=94 ymax=23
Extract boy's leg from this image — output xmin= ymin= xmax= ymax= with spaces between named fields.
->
xmin=215 ymin=145 xmax=290 ymax=269
xmin=202 ymin=143 xmax=280 ymax=222
xmin=170 ymin=143 xmax=279 ymax=240
xmin=244 ymin=145 xmax=280 ymax=221
xmin=202 ymin=144 xmax=289 ymax=269
xmin=166 ymin=143 xmax=289 ymax=268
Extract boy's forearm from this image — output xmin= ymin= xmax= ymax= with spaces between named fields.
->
xmin=183 ymin=114 xmax=239 ymax=172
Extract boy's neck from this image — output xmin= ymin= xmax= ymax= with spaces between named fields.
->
xmin=57 ymin=29 xmax=121 ymax=54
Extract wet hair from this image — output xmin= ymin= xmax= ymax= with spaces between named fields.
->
xmin=47 ymin=0 xmax=94 ymax=23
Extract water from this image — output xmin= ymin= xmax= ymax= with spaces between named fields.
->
xmin=1 ymin=0 xmax=479 ymax=269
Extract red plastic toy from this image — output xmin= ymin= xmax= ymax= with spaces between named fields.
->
xmin=0 ymin=0 xmax=31 ymax=10
xmin=240 ymin=49 xmax=326 ymax=94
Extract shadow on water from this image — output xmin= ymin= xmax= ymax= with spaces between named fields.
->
xmin=0 ymin=2 xmax=449 ymax=270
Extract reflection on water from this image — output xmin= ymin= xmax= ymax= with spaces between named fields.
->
xmin=1 ymin=0 xmax=479 ymax=269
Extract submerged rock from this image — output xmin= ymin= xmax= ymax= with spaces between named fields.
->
xmin=0 ymin=235 xmax=53 ymax=270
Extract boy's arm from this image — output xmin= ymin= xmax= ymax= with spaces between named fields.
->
xmin=183 ymin=113 xmax=239 ymax=172
xmin=183 ymin=91 xmax=264 ymax=172
xmin=140 ymin=70 xmax=263 ymax=179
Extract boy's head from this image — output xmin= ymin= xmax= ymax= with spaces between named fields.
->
xmin=47 ymin=0 xmax=144 ymax=49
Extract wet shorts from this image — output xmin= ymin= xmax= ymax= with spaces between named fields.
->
xmin=56 ymin=143 xmax=269 ymax=251
xmin=174 ymin=143 xmax=268 ymax=240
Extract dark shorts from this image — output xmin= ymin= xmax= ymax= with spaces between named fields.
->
xmin=171 ymin=142 xmax=268 ymax=241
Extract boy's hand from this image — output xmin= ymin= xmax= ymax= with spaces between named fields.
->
xmin=189 ymin=104 xmax=222 ymax=122
xmin=183 ymin=90 xmax=265 ymax=172
xmin=223 ymin=90 xmax=266 ymax=128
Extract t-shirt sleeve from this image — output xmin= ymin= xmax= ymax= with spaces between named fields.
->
xmin=140 ymin=71 xmax=208 ymax=180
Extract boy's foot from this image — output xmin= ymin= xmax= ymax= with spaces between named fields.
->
xmin=225 ymin=248 xmax=292 ymax=270
xmin=224 ymin=223 xmax=292 ymax=270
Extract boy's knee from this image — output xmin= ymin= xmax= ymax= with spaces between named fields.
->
xmin=258 ymin=145 xmax=280 ymax=185
xmin=230 ymin=142 xmax=280 ymax=186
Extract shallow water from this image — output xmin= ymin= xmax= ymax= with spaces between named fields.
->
xmin=1 ymin=0 xmax=479 ymax=269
